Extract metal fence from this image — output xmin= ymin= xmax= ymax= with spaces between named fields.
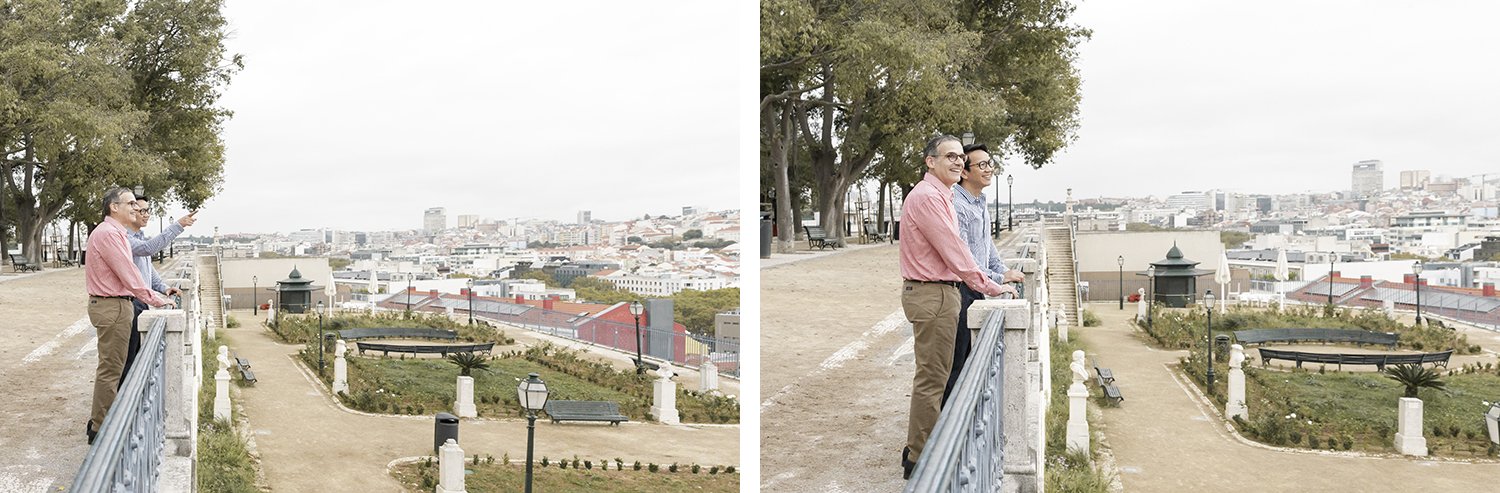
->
xmin=69 ymin=316 xmax=168 ymax=492
xmin=905 ymin=309 xmax=1009 ymax=492
xmin=469 ymin=303 xmax=741 ymax=377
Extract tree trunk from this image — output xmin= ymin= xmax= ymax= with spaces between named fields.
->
xmin=876 ymin=180 xmax=888 ymax=234
xmin=773 ymin=102 xmax=796 ymax=254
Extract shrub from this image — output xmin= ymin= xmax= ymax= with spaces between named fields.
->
xmin=1341 ymin=435 xmax=1353 ymax=450
xmin=710 ymin=465 xmax=720 ymax=475
xmin=584 ymin=460 xmax=592 ymax=470
xmin=691 ymin=464 xmax=701 ymax=474
xmin=1082 ymin=309 xmax=1101 ymax=327
xmin=648 ymin=463 xmax=659 ymax=473
xmin=226 ymin=315 xmax=241 ymax=328
xmin=669 ymin=463 xmax=678 ymax=473
xmin=1306 ymin=435 xmax=1319 ymax=449
xmin=541 ymin=457 xmax=549 ymax=467
xmin=633 ymin=461 xmax=642 ymax=471
xmin=1289 ymin=430 xmax=1303 ymax=446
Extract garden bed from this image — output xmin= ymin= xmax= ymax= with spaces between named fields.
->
xmin=391 ymin=457 xmax=737 ymax=492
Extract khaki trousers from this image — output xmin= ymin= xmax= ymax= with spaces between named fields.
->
xmin=902 ymin=281 xmax=959 ymax=461
xmin=88 ymin=297 xmax=134 ymax=431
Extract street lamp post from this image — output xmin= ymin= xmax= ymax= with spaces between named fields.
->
xmin=405 ymin=273 xmax=414 ymax=319
xmin=1007 ymin=174 xmax=1015 ymax=231
xmin=629 ymin=301 xmax=645 ymax=374
xmin=316 ymin=300 xmax=326 ymax=373
xmin=467 ymin=278 xmax=475 ymax=325
xmin=1117 ymin=255 xmax=1125 ymax=310
xmin=1205 ymin=290 xmax=1216 ymax=393
xmin=1146 ymin=265 xmax=1156 ymax=329
xmin=1328 ymin=252 xmax=1335 ymax=306
xmin=517 ymin=373 xmax=549 ymax=493
xmin=1413 ymin=263 xmax=1424 ymax=325
xmin=252 ymin=276 xmax=258 ymax=316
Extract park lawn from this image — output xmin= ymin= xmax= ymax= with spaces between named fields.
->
xmin=1234 ymin=367 xmax=1500 ymax=457
xmin=392 ymin=461 xmax=738 ymax=493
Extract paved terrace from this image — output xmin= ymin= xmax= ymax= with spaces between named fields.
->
xmin=760 ymin=235 xmax=1499 ymax=492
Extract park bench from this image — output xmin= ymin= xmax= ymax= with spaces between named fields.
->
xmin=543 ymin=400 xmax=630 ymax=425
xmin=1257 ymin=348 xmax=1452 ymax=371
xmin=1233 ymin=328 xmax=1397 ymax=348
xmin=232 ymin=354 xmax=256 ymax=385
xmin=355 ymin=341 xmax=495 ymax=357
xmin=1091 ymin=358 xmax=1123 ymax=404
xmin=863 ymin=222 xmax=887 ymax=243
xmin=804 ymin=225 xmax=835 ymax=250
xmin=9 ymin=254 xmax=40 ymax=272
xmin=338 ymin=327 xmax=458 ymax=341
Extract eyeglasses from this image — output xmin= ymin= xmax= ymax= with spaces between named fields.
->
xmin=936 ymin=152 xmax=965 ymax=164
xmin=969 ymin=160 xmax=996 ymax=171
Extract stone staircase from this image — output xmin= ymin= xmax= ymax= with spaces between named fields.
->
xmin=1044 ymin=223 xmax=1080 ymax=326
xmin=197 ymin=255 xmax=224 ymax=331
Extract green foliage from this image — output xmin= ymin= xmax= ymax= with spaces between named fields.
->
xmin=627 ymin=236 xmax=644 ymax=244
xmin=682 ymin=229 xmax=703 ymax=240
xmin=1125 ymin=223 xmax=1171 ymax=232
xmin=329 ymin=257 xmax=353 ymax=270
xmin=0 ymin=0 xmax=238 ymax=259
xmin=761 ymin=0 xmax=1090 ymax=242
xmin=572 ymin=276 xmax=641 ymax=305
xmin=271 ymin=311 xmax=511 ymax=346
xmin=671 ymin=288 xmax=740 ymax=336
xmin=225 ymin=314 xmax=240 ymax=328
xmin=1382 ymin=364 xmax=1446 ymax=398
xmin=1139 ymin=305 xmax=1480 ymax=355
xmin=1221 ymin=231 xmax=1253 ymax=249
xmin=519 ymin=269 xmax=559 ymax=287
xmin=1081 ymin=309 xmax=1101 ymax=327
xmin=1044 ymin=448 xmax=1112 ymax=493
xmin=447 ymin=352 xmax=491 ymax=377
xmin=198 ymin=419 xmax=257 ymax=493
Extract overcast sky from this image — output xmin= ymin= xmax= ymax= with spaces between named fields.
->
xmin=1006 ymin=0 xmax=1500 ymax=204
xmin=192 ymin=1 xmax=739 ymax=234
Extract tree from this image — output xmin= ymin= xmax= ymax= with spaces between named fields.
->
xmin=672 ymin=288 xmax=739 ymax=336
xmin=762 ymin=0 xmax=1089 ymax=246
xmin=1 ymin=0 xmax=239 ymax=262
xmin=1382 ymin=363 xmax=1445 ymax=398
xmin=571 ymin=276 xmax=641 ymax=305
xmin=519 ymin=270 xmax=558 ymax=288
xmin=682 ymin=229 xmax=703 ymax=240
xmin=627 ymin=236 xmax=644 ymax=244
xmin=1221 ymin=231 xmax=1252 ymax=249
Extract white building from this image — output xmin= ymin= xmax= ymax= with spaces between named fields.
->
xmin=608 ymin=272 xmax=730 ymax=296
xmin=423 ymin=207 xmax=447 ymax=235
xmin=1352 ymin=160 xmax=1383 ymax=198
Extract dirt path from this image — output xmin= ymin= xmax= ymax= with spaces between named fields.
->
xmin=225 ymin=309 xmax=738 ymax=492
xmin=1079 ymin=302 xmax=1500 ymax=492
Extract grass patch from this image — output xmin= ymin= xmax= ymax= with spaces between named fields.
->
xmin=309 ymin=343 xmax=738 ymax=423
xmin=391 ymin=459 xmax=737 ymax=492
xmin=1222 ymin=364 xmax=1500 ymax=457
xmin=1044 ymin=335 xmax=1115 ymax=492
xmin=269 ymin=312 xmax=513 ymax=346
xmin=198 ymin=419 xmax=259 ymax=492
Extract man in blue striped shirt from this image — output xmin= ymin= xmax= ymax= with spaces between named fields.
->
xmin=944 ymin=142 xmax=1025 ymax=403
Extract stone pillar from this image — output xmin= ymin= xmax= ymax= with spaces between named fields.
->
xmin=454 ymin=376 xmax=476 ymax=418
xmin=1136 ymin=288 xmax=1148 ymax=323
xmin=1226 ymin=344 xmax=1248 ymax=421
xmin=650 ymin=364 xmax=680 ymax=425
xmin=265 ymin=303 xmax=275 ymax=326
xmin=436 ymin=438 xmax=467 ymax=493
xmin=1394 ymin=397 xmax=1428 ymax=456
xmin=1383 ymin=299 xmax=1396 ymax=318
xmin=333 ymin=340 xmax=349 ymax=394
xmin=1065 ymin=350 xmax=1089 ymax=454
xmin=214 ymin=345 xmax=231 ymax=421
xmin=139 ymin=309 xmax=192 ymax=457
xmin=970 ymin=298 xmax=1037 ymax=493
xmin=1055 ymin=310 xmax=1069 ymax=342
xmin=700 ymin=359 xmax=719 ymax=392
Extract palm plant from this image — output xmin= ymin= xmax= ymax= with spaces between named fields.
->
xmin=1382 ymin=363 xmax=1446 ymax=398
xmin=447 ymin=352 xmax=491 ymax=377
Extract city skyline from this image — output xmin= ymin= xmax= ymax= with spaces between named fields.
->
xmin=994 ymin=1 xmax=1500 ymax=205
xmin=178 ymin=1 xmax=739 ymax=234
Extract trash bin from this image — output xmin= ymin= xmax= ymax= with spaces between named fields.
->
xmin=760 ymin=211 xmax=773 ymax=259
xmin=434 ymin=412 xmax=459 ymax=454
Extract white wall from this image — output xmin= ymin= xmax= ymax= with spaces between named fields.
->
xmin=1076 ymin=230 xmax=1223 ymax=274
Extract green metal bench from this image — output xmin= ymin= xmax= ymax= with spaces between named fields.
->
xmin=543 ymin=400 xmax=629 ymax=425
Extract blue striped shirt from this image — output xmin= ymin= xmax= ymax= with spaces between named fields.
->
xmin=952 ymin=185 xmax=1007 ymax=284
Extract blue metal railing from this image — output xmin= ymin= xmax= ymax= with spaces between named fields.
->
xmin=70 ymin=316 xmax=169 ymax=492
xmin=905 ymin=309 xmax=1008 ymax=492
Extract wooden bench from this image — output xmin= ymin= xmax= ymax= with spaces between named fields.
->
xmin=1093 ymin=363 xmax=1115 ymax=384
xmin=355 ymin=342 xmax=495 ymax=357
xmin=543 ymin=400 xmax=630 ymax=425
xmin=1257 ymin=348 xmax=1452 ymax=370
xmin=9 ymin=254 xmax=40 ymax=272
xmin=1233 ymin=328 xmax=1398 ymax=348
xmin=232 ymin=354 xmax=256 ymax=385
xmin=338 ymin=327 xmax=458 ymax=341
xmin=804 ymin=225 xmax=835 ymax=250
xmin=1102 ymin=384 xmax=1124 ymax=403
xmin=1092 ymin=358 xmax=1122 ymax=403
xmin=863 ymin=222 xmax=887 ymax=243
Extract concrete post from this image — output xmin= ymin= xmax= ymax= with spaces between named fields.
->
xmin=265 ymin=303 xmax=275 ymax=326
xmin=700 ymin=359 xmax=719 ymax=392
xmin=333 ymin=340 xmax=349 ymax=394
xmin=1226 ymin=344 xmax=1248 ymax=421
xmin=970 ymin=298 xmax=1038 ymax=493
xmin=1383 ymin=299 xmax=1396 ymax=318
xmin=1395 ymin=397 xmax=1428 ymax=456
xmin=650 ymin=364 xmax=680 ymax=425
xmin=139 ymin=309 xmax=192 ymax=457
xmin=214 ymin=345 xmax=231 ymax=421
xmin=436 ymin=438 xmax=467 ymax=493
xmin=1056 ymin=310 xmax=1069 ymax=342
xmin=1136 ymin=288 xmax=1148 ymax=323
xmin=455 ymin=376 xmax=476 ymax=418
xmin=1066 ymin=350 xmax=1089 ymax=454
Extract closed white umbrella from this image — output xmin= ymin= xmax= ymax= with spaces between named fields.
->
xmin=1216 ymin=252 xmax=1231 ymax=313
xmin=1274 ymin=248 xmax=1289 ymax=312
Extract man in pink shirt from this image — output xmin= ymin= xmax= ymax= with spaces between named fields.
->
xmin=898 ymin=134 xmax=1016 ymax=477
xmin=84 ymin=187 xmax=174 ymax=444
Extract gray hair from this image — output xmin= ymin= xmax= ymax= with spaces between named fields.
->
xmin=923 ymin=134 xmax=961 ymax=158
xmin=100 ymin=187 xmax=133 ymax=221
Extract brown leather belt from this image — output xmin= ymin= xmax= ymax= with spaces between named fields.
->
xmin=904 ymin=279 xmax=960 ymax=288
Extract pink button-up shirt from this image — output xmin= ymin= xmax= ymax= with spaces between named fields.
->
xmin=899 ymin=173 xmax=1004 ymax=297
xmin=85 ymin=216 xmax=170 ymax=306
